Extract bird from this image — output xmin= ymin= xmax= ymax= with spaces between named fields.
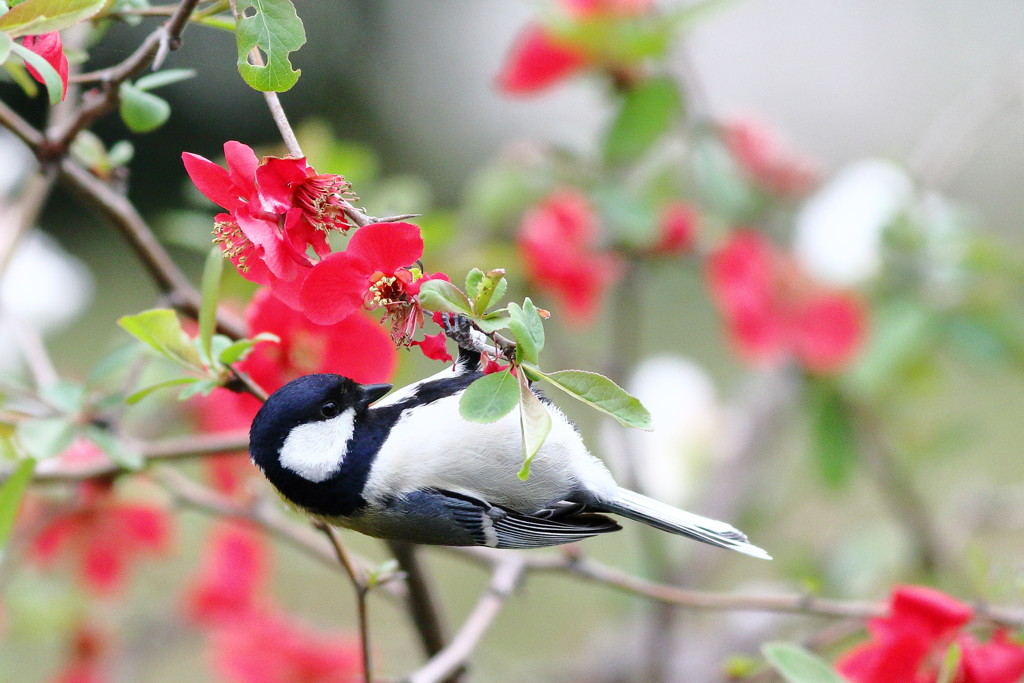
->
xmin=248 ymin=338 xmax=770 ymax=560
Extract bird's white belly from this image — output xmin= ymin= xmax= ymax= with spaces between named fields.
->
xmin=361 ymin=393 xmax=617 ymax=512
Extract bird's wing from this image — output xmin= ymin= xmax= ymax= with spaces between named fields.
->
xmin=431 ymin=489 xmax=621 ymax=549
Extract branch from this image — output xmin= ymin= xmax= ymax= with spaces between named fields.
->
xmin=404 ymin=557 xmax=525 ymax=683
xmin=387 ymin=541 xmax=452 ymax=665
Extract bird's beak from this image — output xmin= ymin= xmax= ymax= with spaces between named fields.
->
xmin=359 ymin=383 xmax=392 ymax=408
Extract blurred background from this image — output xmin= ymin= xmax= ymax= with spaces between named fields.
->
xmin=2 ymin=1 xmax=1024 ymax=681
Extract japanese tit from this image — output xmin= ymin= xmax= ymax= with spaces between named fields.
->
xmin=249 ymin=345 xmax=770 ymax=559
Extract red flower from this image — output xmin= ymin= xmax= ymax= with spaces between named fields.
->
xmin=299 ymin=221 xmax=429 ymax=328
xmin=184 ymin=522 xmax=269 ymax=627
xmin=50 ymin=623 xmax=110 ymax=683
xmin=959 ymin=630 xmax=1024 ymax=683
xmin=29 ymin=481 xmax=172 ymax=596
xmin=209 ymin=609 xmax=361 ymax=683
xmin=518 ymin=190 xmax=622 ymax=325
xmin=721 ymin=118 xmax=818 ymax=197
xmin=498 ymin=0 xmax=653 ymax=95
xmin=22 ymin=32 xmax=69 ymax=101
xmin=652 ymin=202 xmax=698 ymax=255
xmin=837 ymin=586 xmax=971 ymax=682
xmin=706 ymin=230 xmax=865 ymax=373
xmin=183 ymin=142 xmax=353 ymax=308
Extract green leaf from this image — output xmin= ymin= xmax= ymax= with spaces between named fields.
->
xmin=177 ymin=378 xmax=220 ymax=400
xmin=416 ymin=279 xmax=474 ymax=315
xmin=198 ymin=246 xmax=224 ymax=367
xmin=235 ymin=0 xmax=306 ymax=92
xmin=604 ymin=76 xmax=681 ymax=166
xmin=8 ymin=42 xmax=63 ymax=103
xmin=69 ymin=130 xmax=107 ymax=171
xmin=0 ymin=457 xmax=36 ymax=556
xmin=125 ymin=377 xmax=199 ymax=405
xmin=134 ymin=68 xmax=196 ymax=91
xmin=106 ymin=140 xmax=134 ymax=168
xmin=84 ymin=425 xmax=142 ymax=470
xmin=459 ymin=369 xmax=519 ymax=423
xmin=118 ymin=309 xmax=203 ymax=370
xmin=15 ymin=417 xmax=75 ymax=459
xmin=0 ymin=33 xmax=13 ymax=64
xmin=538 ymin=369 xmax=653 ymax=431
xmin=762 ymin=642 xmax=848 ymax=683
xmin=808 ymin=382 xmax=858 ymax=488
xmin=473 ymin=311 xmax=511 ymax=334
xmin=218 ymin=332 xmax=279 ymax=366
xmin=0 ymin=0 xmax=106 ymax=36
xmin=119 ymin=82 xmax=171 ymax=133
xmin=508 ymin=299 xmax=545 ymax=365
xmin=41 ymin=380 xmax=84 ymax=413
xmin=466 ymin=268 xmax=507 ymax=316
xmin=517 ymin=373 xmax=551 ymax=480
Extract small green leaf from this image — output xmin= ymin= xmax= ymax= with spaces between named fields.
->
xmin=41 ymin=380 xmax=85 ymax=414
xmin=178 ymin=378 xmax=220 ymax=400
xmin=517 ymin=373 xmax=551 ymax=480
xmin=8 ymin=43 xmax=63 ymax=103
xmin=0 ymin=457 xmax=36 ymax=556
xmin=118 ymin=309 xmax=203 ymax=370
xmin=235 ymin=0 xmax=306 ymax=92
xmin=119 ymin=83 xmax=171 ymax=133
xmin=808 ymin=382 xmax=858 ymax=488
xmin=417 ymin=279 xmax=474 ymax=315
xmin=459 ymin=370 xmax=519 ymax=423
xmin=936 ymin=642 xmax=962 ymax=683
xmin=69 ymin=130 xmax=107 ymax=171
xmin=15 ymin=417 xmax=75 ymax=459
xmin=762 ymin=642 xmax=848 ymax=683
xmin=106 ymin=140 xmax=134 ymax=168
xmin=125 ymin=377 xmax=200 ymax=405
xmin=539 ymin=369 xmax=653 ymax=431
xmin=134 ymin=68 xmax=197 ymax=92
xmin=473 ymin=311 xmax=511 ymax=334
xmin=508 ymin=299 xmax=545 ymax=366
xmin=218 ymin=332 xmax=279 ymax=366
xmin=0 ymin=0 xmax=106 ymax=36
xmin=604 ymin=76 xmax=681 ymax=166
xmin=198 ymin=246 xmax=224 ymax=367
xmin=466 ymin=268 xmax=507 ymax=316
xmin=84 ymin=425 xmax=142 ymax=471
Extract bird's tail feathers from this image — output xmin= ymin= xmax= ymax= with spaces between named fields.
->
xmin=602 ymin=488 xmax=771 ymax=560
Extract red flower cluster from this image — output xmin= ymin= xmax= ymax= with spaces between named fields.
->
xmin=28 ymin=479 xmax=172 ymax=597
xmin=706 ymin=230 xmax=865 ymax=374
xmin=498 ymin=0 xmax=653 ymax=94
xmin=837 ymin=585 xmax=1024 ymax=683
xmin=184 ymin=522 xmax=360 ymax=683
xmin=721 ymin=118 xmax=818 ymax=197
xmin=23 ymin=32 xmax=69 ymax=101
xmin=653 ymin=201 xmax=699 ymax=256
xmin=518 ymin=189 xmax=622 ymax=324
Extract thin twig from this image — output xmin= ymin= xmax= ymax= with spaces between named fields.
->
xmin=387 ymin=541 xmax=451 ymax=665
xmin=405 ymin=557 xmax=525 ymax=683
xmin=317 ymin=523 xmax=373 ymax=683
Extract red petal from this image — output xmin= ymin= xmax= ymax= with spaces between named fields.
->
xmin=255 ymin=157 xmax=310 ymax=214
xmin=498 ymin=24 xmax=588 ymax=94
xmin=321 ymin=313 xmax=398 ymax=383
xmin=223 ymin=141 xmax=259 ymax=193
xmin=794 ymin=292 xmax=866 ymax=374
xmin=412 ymin=331 xmax=453 ymax=363
xmin=80 ymin=537 xmax=125 ymax=595
xmin=888 ymin=585 xmax=973 ymax=640
xmin=185 ymin=522 xmax=268 ymax=626
xmin=299 ymin=251 xmax=370 ymax=325
xmin=183 ymin=153 xmax=238 ymax=210
xmin=654 ymin=202 xmax=698 ymax=255
xmin=959 ymin=631 xmax=1024 ymax=683
xmin=346 ymin=222 xmax=424 ymax=274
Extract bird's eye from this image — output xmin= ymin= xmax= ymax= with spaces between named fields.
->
xmin=320 ymin=401 xmax=340 ymax=418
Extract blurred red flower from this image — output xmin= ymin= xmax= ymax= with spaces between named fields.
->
xmin=50 ymin=623 xmax=110 ymax=683
xmin=706 ymin=230 xmax=865 ymax=374
xmin=22 ymin=32 xmax=69 ymax=101
xmin=518 ymin=189 xmax=622 ymax=325
xmin=183 ymin=142 xmax=353 ymax=308
xmin=652 ymin=201 xmax=699 ymax=255
xmin=209 ymin=609 xmax=361 ymax=683
xmin=837 ymin=585 xmax=1024 ymax=683
xmin=28 ymin=481 xmax=172 ymax=597
xmin=184 ymin=521 xmax=269 ymax=627
xmin=721 ymin=118 xmax=818 ymax=197
xmin=497 ymin=0 xmax=652 ymax=95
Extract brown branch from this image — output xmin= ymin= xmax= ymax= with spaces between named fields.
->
xmin=387 ymin=541 xmax=452 ymax=665
xmin=404 ymin=557 xmax=525 ymax=683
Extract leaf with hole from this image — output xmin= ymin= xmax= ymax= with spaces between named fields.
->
xmin=235 ymin=0 xmax=306 ymax=92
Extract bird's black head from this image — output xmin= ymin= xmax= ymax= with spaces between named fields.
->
xmin=249 ymin=374 xmax=391 ymax=500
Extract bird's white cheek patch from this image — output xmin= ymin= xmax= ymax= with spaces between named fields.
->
xmin=279 ymin=410 xmax=355 ymax=483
